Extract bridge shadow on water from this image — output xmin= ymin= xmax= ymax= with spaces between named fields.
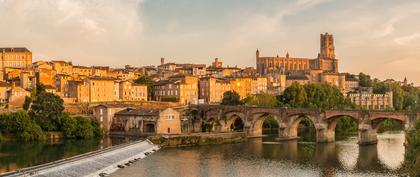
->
xmin=257 ymin=132 xmax=405 ymax=175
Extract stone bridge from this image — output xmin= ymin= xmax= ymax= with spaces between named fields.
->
xmin=188 ymin=105 xmax=419 ymax=145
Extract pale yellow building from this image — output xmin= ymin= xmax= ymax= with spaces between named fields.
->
xmin=230 ymin=77 xmax=267 ymax=99
xmin=87 ymin=77 xmax=116 ymax=102
xmin=51 ymin=60 xmax=73 ymax=75
xmin=8 ymin=84 xmax=30 ymax=108
xmin=154 ymin=75 xmax=198 ymax=104
xmin=72 ymin=66 xmax=92 ymax=77
xmin=37 ymin=68 xmax=56 ymax=86
xmin=347 ymin=90 xmax=393 ymax=110
xmin=65 ymin=80 xmax=89 ymax=103
xmin=199 ymin=77 xmax=232 ymax=103
xmin=157 ymin=108 xmax=182 ymax=134
xmin=0 ymin=48 xmax=32 ymax=72
xmin=91 ymin=66 xmax=110 ymax=77
xmin=118 ymin=80 xmax=148 ymax=101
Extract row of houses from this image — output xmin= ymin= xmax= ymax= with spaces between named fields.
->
xmin=0 ymin=47 xmax=397 ymax=110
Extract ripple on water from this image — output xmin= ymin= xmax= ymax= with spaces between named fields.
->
xmin=111 ymin=132 xmax=406 ymax=177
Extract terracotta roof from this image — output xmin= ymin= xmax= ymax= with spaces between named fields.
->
xmin=0 ymin=48 xmax=31 ymax=52
xmin=115 ymin=108 xmax=161 ymax=116
xmin=96 ymin=104 xmax=134 ymax=108
xmin=88 ymin=76 xmax=115 ymax=81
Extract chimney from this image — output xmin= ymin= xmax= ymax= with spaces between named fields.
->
xmin=160 ymin=57 xmax=165 ymax=65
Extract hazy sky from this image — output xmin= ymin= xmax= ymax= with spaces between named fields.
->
xmin=0 ymin=0 xmax=419 ymax=85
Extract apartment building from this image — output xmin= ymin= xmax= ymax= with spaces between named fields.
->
xmin=199 ymin=77 xmax=231 ymax=103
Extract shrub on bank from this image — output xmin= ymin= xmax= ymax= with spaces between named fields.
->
xmin=0 ymin=110 xmax=46 ymax=141
xmin=61 ymin=114 xmax=102 ymax=139
xmin=404 ymin=120 xmax=420 ymax=176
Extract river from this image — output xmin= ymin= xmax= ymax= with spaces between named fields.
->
xmin=112 ymin=132 xmax=406 ymax=177
xmin=0 ymin=136 xmax=139 ymax=174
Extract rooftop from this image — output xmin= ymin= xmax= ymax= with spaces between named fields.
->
xmin=0 ymin=47 xmax=31 ymax=53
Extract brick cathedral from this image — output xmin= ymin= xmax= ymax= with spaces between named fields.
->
xmin=256 ymin=33 xmax=345 ymax=92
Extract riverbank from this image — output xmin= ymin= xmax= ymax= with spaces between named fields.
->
xmin=148 ymin=132 xmax=247 ymax=147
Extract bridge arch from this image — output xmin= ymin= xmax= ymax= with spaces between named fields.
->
xmin=223 ymin=112 xmax=246 ymax=132
xmin=277 ymin=113 xmax=318 ymax=141
xmin=370 ymin=117 xmax=406 ymax=132
xmin=248 ymin=112 xmax=281 ymax=137
xmin=325 ymin=115 xmax=359 ymax=142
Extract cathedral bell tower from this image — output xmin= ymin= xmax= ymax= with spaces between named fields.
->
xmin=320 ymin=32 xmax=335 ymax=59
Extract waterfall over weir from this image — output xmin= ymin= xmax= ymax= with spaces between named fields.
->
xmin=3 ymin=140 xmax=160 ymax=177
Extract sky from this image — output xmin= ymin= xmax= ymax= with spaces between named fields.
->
xmin=0 ymin=0 xmax=419 ymax=85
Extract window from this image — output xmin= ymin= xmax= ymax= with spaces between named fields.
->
xmin=166 ymin=114 xmax=174 ymax=120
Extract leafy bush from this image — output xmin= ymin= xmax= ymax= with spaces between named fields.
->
xmin=61 ymin=115 xmax=102 ymax=139
xmin=0 ymin=110 xmax=45 ymax=141
xmin=221 ymin=91 xmax=242 ymax=105
xmin=404 ymin=120 xmax=420 ymax=176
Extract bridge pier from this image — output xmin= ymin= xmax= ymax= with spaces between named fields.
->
xmin=276 ymin=123 xmax=298 ymax=141
xmin=315 ymin=123 xmax=335 ymax=143
xmin=358 ymin=124 xmax=378 ymax=145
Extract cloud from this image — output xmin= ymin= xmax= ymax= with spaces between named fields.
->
xmin=394 ymin=33 xmax=420 ymax=45
xmin=0 ymin=0 xmax=144 ymax=66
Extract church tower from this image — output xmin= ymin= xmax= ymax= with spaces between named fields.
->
xmin=256 ymin=49 xmax=260 ymax=59
xmin=320 ymin=33 xmax=335 ymax=59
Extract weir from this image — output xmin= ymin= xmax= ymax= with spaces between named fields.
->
xmin=3 ymin=140 xmax=160 ymax=177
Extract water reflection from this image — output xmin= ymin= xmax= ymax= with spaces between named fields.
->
xmin=0 ymin=136 xmax=138 ymax=174
xmin=112 ymin=132 xmax=406 ymax=177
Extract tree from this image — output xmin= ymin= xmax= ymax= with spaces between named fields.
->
xmin=372 ymin=81 xmax=388 ymax=94
xmin=30 ymin=92 xmax=65 ymax=131
xmin=280 ymin=82 xmax=354 ymax=109
xmin=221 ymin=91 xmax=242 ymax=105
xmin=243 ymin=93 xmax=278 ymax=107
xmin=392 ymin=84 xmax=404 ymax=110
xmin=22 ymin=96 xmax=32 ymax=111
xmin=0 ymin=111 xmax=45 ymax=141
xmin=74 ymin=116 xmax=95 ymax=139
xmin=61 ymin=114 xmax=102 ymax=139
xmin=134 ymin=75 xmax=154 ymax=100
xmin=404 ymin=120 xmax=420 ymax=176
xmin=281 ymin=82 xmax=307 ymax=108
xmin=358 ymin=72 xmax=372 ymax=87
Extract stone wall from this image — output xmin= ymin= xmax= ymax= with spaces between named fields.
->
xmin=149 ymin=132 xmax=247 ymax=147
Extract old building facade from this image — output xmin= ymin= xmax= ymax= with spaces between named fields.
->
xmin=199 ymin=77 xmax=232 ymax=103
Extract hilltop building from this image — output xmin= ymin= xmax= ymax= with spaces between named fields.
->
xmin=256 ymin=33 xmax=345 ymax=92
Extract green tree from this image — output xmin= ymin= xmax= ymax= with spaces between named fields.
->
xmin=404 ymin=120 xmax=420 ymax=176
xmin=60 ymin=113 xmax=78 ymax=138
xmin=0 ymin=111 xmax=45 ymax=141
xmin=22 ymin=96 xmax=32 ymax=111
xmin=134 ymin=75 xmax=154 ymax=100
xmin=74 ymin=116 xmax=95 ymax=139
xmin=35 ymin=83 xmax=46 ymax=96
xmin=221 ymin=91 xmax=242 ymax=105
xmin=282 ymin=82 xmax=307 ymax=107
xmin=392 ymin=84 xmax=404 ymax=110
xmin=61 ymin=114 xmax=102 ymax=139
xmin=372 ymin=81 xmax=388 ymax=94
xmin=358 ymin=72 xmax=372 ymax=87
xmin=335 ymin=116 xmax=357 ymax=135
xmin=280 ymin=82 xmax=354 ymax=109
xmin=243 ymin=93 xmax=278 ymax=107
xmin=30 ymin=92 xmax=65 ymax=131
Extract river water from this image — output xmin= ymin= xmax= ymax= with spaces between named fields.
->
xmin=112 ymin=132 xmax=406 ymax=177
xmin=0 ymin=136 xmax=139 ymax=174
